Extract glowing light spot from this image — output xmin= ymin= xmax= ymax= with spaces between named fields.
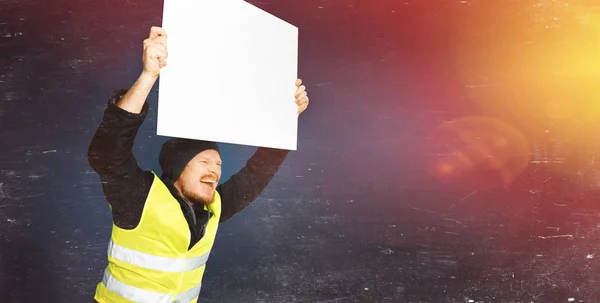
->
xmin=421 ymin=116 xmax=531 ymax=190
xmin=438 ymin=162 xmax=455 ymax=174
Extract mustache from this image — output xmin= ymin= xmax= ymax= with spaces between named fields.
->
xmin=200 ymin=173 xmax=218 ymax=181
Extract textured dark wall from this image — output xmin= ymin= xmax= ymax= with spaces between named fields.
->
xmin=2 ymin=0 xmax=600 ymax=302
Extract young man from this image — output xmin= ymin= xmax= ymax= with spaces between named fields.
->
xmin=88 ymin=26 xmax=309 ymax=303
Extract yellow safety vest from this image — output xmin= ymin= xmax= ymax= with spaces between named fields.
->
xmin=94 ymin=172 xmax=221 ymax=303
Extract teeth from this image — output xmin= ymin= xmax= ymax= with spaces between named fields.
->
xmin=201 ymin=180 xmax=216 ymax=183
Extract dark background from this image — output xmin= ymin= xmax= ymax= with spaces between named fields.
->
xmin=3 ymin=0 xmax=600 ymax=302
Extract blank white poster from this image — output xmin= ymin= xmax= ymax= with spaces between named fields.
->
xmin=157 ymin=0 xmax=299 ymax=150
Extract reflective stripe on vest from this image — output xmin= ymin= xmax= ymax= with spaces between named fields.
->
xmin=103 ymin=268 xmax=201 ymax=303
xmin=108 ymin=240 xmax=210 ymax=272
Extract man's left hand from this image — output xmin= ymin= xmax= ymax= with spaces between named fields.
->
xmin=294 ymin=79 xmax=309 ymax=115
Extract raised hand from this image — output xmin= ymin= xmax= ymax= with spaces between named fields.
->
xmin=294 ymin=79 xmax=309 ymax=115
xmin=142 ymin=26 xmax=169 ymax=78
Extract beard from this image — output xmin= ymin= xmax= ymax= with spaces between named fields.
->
xmin=182 ymin=183 xmax=214 ymax=206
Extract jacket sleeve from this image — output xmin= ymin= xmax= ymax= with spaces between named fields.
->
xmin=87 ymin=89 xmax=155 ymax=229
xmin=217 ymin=147 xmax=290 ymax=223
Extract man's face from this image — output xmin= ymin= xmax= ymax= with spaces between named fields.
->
xmin=174 ymin=149 xmax=222 ymax=206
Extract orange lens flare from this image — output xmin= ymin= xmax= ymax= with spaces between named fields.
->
xmin=422 ymin=116 xmax=531 ymax=190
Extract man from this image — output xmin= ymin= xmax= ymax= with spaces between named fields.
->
xmin=88 ymin=26 xmax=309 ymax=303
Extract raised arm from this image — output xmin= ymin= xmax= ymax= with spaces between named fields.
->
xmin=88 ymin=73 xmax=159 ymax=175
xmin=217 ymin=147 xmax=290 ymax=223
xmin=115 ymin=26 xmax=168 ymax=114
xmin=87 ymin=26 xmax=169 ymax=229
xmin=87 ymin=87 xmax=153 ymax=208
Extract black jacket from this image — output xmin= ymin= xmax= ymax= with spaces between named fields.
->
xmin=88 ymin=89 xmax=289 ymax=249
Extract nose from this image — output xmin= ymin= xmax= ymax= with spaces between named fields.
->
xmin=208 ymin=163 xmax=219 ymax=174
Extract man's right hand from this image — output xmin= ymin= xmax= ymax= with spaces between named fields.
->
xmin=115 ymin=26 xmax=168 ymax=114
xmin=142 ymin=26 xmax=168 ymax=79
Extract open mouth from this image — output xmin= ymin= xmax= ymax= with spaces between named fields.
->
xmin=199 ymin=173 xmax=218 ymax=188
xmin=200 ymin=179 xmax=216 ymax=187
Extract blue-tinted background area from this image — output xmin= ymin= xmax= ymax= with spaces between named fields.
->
xmin=3 ymin=0 xmax=600 ymax=302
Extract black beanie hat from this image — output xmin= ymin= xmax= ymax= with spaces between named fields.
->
xmin=159 ymin=138 xmax=220 ymax=181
